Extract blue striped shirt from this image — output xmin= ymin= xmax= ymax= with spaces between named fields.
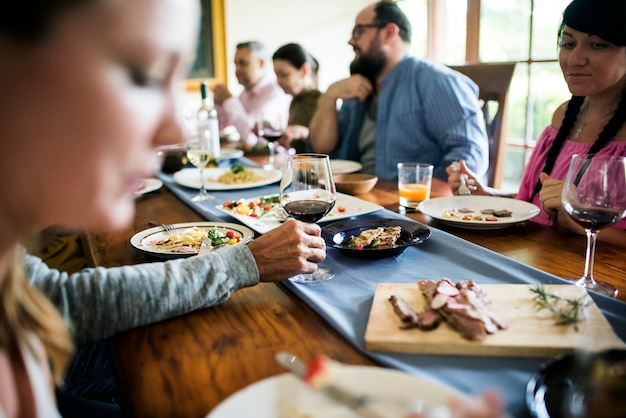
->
xmin=330 ymin=56 xmax=489 ymax=181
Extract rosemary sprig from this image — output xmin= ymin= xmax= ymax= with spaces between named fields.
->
xmin=529 ymin=284 xmax=591 ymax=331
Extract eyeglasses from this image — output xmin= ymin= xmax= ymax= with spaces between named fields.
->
xmin=351 ymin=23 xmax=387 ymax=40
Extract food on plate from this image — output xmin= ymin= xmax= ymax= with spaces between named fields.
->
xmin=222 ymin=195 xmax=284 ymax=218
xmin=149 ymin=226 xmax=242 ymax=253
xmin=215 ymin=164 xmax=265 ymax=184
xmin=389 ymin=278 xmax=508 ymax=341
xmin=443 ymin=207 xmax=513 ymax=222
xmin=346 ymin=226 xmax=401 ymax=249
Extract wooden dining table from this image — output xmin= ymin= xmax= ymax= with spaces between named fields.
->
xmin=82 ymin=158 xmax=626 ymax=418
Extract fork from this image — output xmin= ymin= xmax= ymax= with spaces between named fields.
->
xmin=458 ymin=174 xmax=471 ymax=195
xmin=161 ymin=223 xmax=175 ymax=235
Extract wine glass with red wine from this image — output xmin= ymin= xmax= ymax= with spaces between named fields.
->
xmin=562 ymin=154 xmax=626 ymax=297
xmin=257 ymin=111 xmax=285 ymax=170
xmin=280 ymin=153 xmax=336 ymax=283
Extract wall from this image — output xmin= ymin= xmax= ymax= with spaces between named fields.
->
xmin=222 ymin=0 xmax=372 ymax=94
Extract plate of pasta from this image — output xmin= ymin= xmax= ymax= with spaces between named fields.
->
xmin=173 ymin=166 xmax=282 ymax=190
xmin=130 ymin=222 xmax=255 ymax=259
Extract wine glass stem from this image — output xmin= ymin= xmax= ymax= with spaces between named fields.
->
xmin=580 ymin=228 xmax=598 ymax=285
xmin=267 ymin=142 xmax=275 ymax=167
xmin=199 ymin=167 xmax=207 ymax=196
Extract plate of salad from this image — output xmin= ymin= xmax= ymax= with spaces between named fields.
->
xmin=216 ymin=193 xmax=384 ymax=234
xmin=130 ymin=222 xmax=255 ymax=259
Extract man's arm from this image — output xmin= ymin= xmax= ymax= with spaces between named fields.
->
xmin=309 ymin=94 xmax=341 ymax=154
xmin=309 ymin=75 xmax=373 ymax=154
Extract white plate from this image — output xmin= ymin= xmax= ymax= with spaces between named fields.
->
xmin=173 ymin=167 xmax=282 ymax=190
xmin=130 ymin=222 xmax=254 ymax=259
xmin=216 ymin=192 xmax=384 ymax=234
xmin=220 ymin=148 xmax=244 ymax=160
xmin=206 ymin=366 xmax=463 ymax=418
xmin=418 ymin=195 xmax=540 ymax=230
xmin=330 ymin=159 xmax=362 ymax=174
xmin=132 ymin=178 xmax=163 ymax=197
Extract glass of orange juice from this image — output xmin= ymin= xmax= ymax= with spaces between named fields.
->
xmin=397 ymin=162 xmax=433 ymax=209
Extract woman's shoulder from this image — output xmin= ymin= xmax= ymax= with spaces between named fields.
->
xmin=551 ymin=100 xmax=570 ymax=129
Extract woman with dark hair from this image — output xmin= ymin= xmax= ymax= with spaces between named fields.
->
xmin=447 ymin=0 xmax=626 ymax=246
xmin=272 ymin=43 xmax=321 ymax=153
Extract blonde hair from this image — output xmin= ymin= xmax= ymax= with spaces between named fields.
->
xmin=0 ymin=248 xmax=74 ymax=383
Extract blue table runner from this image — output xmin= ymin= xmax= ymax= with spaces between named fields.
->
xmin=159 ymin=164 xmax=626 ymax=417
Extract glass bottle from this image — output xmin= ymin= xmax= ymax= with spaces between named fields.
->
xmin=197 ymin=80 xmax=220 ymax=166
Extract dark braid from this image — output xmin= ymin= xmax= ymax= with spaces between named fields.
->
xmin=528 ymin=88 xmax=626 ymax=201
xmin=588 ymin=87 xmax=626 ymax=154
xmin=528 ymin=96 xmax=584 ymax=201
xmin=570 ymin=88 xmax=626 ymax=185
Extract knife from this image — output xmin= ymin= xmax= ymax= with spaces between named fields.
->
xmin=197 ymin=237 xmax=212 ymax=256
xmin=275 ymin=352 xmax=386 ymax=418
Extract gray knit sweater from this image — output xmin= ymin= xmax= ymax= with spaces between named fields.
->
xmin=24 ymin=245 xmax=260 ymax=345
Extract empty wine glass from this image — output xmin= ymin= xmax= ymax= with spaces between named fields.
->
xmin=186 ymin=116 xmax=220 ymax=201
xmin=280 ymin=153 xmax=336 ymax=283
xmin=561 ymin=154 xmax=626 ymax=297
xmin=257 ymin=111 xmax=286 ymax=170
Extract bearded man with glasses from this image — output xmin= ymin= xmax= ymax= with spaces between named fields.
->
xmin=309 ymin=1 xmax=489 ymax=193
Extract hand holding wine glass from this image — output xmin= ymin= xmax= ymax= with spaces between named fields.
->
xmin=561 ymin=154 xmax=626 ymax=297
xmin=279 ymin=153 xmax=336 ymax=283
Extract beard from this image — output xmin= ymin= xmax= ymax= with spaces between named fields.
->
xmin=349 ymin=41 xmax=386 ymax=89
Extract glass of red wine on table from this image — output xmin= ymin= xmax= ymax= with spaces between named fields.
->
xmin=257 ymin=111 xmax=286 ymax=170
xmin=280 ymin=153 xmax=336 ymax=283
xmin=561 ymin=154 xmax=626 ymax=297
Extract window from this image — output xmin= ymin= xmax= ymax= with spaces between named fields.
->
xmin=398 ymin=0 xmax=571 ymax=191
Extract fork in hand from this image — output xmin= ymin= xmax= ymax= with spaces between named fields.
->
xmin=451 ymin=162 xmax=471 ymax=195
xmin=458 ymin=174 xmax=471 ymax=195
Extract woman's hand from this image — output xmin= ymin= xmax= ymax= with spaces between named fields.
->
xmin=247 ymin=219 xmax=326 ymax=282
xmin=445 ymin=160 xmax=490 ymax=196
xmin=538 ymin=173 xmax=584 ymax=234
xmin=278 ymin=125 xmax=309 ymax=149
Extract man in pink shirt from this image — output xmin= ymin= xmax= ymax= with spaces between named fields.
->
xmin=213 ymin=41 xmax=291 ymax=148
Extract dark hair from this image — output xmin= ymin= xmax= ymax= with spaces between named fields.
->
xmin=272 ymin=43 xmax=319 ymax=76
xmin=373 ymin=1 xmax=412 ymax=43
xmin=528 ymin=0 xmax=626 ymax=202
xmin=559 ymin=0 xmax=626 ymax=47
xmin=0 ymin=0 xmax=91 ymax=41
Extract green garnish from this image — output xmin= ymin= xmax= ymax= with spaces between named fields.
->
xmin=529 ymin=284 xmax=590 ymax=331
xmin=206 ymin=227 xmax=230 ymax=246
xmin=230 ymin=164 xmax=245 ymax=174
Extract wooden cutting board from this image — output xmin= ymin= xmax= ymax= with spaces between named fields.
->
xmin=364 ymin=283 xmax=625 ymax=358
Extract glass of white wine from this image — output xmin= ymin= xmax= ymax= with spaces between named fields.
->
xmin=186 ymin=118 xmax=220 ymax=202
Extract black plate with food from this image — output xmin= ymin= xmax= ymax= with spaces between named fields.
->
xmin=321 ymin=218 xmax=431 ymax=259
xmin=526 ymin=349 xmax=626 ymax=418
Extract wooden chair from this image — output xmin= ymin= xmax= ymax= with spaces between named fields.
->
xmin=449 ymin=62 xmax=516 ymax=188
